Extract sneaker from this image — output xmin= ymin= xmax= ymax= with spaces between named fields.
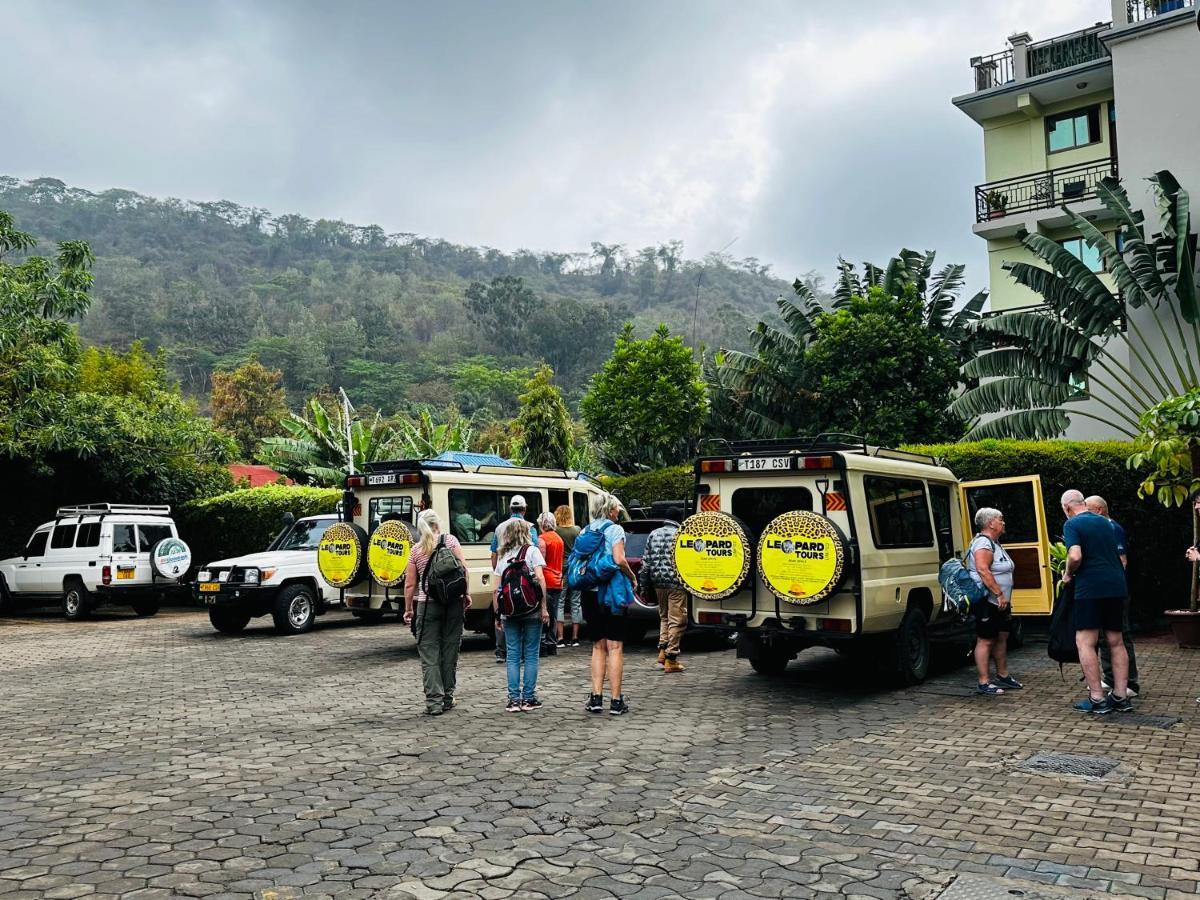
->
xmin=1109 ymin=693 xmax=1134 ymax=713
xmin=994 ymin=674 xmax=1023 ymax=690
xmin=505 ymin=698 xmax=521 ymax=713
xmin=521 ymin=696 xmax=543 ymax=711
xmin=555 ymin=641 xmax=565 ymax=648
xmin=976 ymin=682 xmax=1005 ymax=696
xmin=424 ymin=706 xmax=443 ymax=716
xmin=1074 ymin=696 xmax=1113 ymax=714
xmin=585 ymin=693 xmax=604 ymax=714
xmin=442 ymin=697 xmax=456 ymax=712
xmin=657 ymin=648 xmax=667 ymax=666
xmin=663 ymin=658 xmax=684 ymax=673
xmin=570 ymin=640 xmax=580 ymax=647
xmin=495 ymin=656 xmax=505 ymax=664
xmin=609 ymin=695 xmax=629 ymax=716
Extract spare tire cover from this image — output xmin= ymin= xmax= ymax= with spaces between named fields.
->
xmin=318 ymin=522 xmax=369 ymax=589
xmin=368 ymin=520 xmax=416 ymax=588
xmin=757 ymin=510 xmax=848 ymax=606
xmin=150 ymin=537 xmax=192 ymax=580
xmin=672 ymin=511 xmax=752 ymax=601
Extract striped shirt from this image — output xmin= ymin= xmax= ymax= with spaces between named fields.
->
xmin=408 ymin=534 xmax=463 ymax=603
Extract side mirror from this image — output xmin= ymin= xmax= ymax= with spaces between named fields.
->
xmin=281 ymin=512 xmax=296 ymax=527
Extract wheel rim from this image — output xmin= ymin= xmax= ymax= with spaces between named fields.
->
xmin=288 ymin=593 xmax=313 ymax=629
xmin=65 ymin=591 xmax=81 ymax=615
xmin=909 ymin=622 xmax=927 ymax=671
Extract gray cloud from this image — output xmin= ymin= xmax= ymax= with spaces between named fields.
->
xmin=3 ymin=0 xmax=1110 ymax=290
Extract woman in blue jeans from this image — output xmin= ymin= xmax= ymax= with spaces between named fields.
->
xmin=492 ymin=519 xmax=549 ymax=712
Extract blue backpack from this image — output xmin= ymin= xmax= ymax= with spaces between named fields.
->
xmin=937 ymin=535 xmax=993 ymax=617
xmin=566 ymin=521 xmax=619 ymax=590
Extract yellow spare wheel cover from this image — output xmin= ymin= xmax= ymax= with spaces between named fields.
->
xmin=673 ymin=512 xmax=751 ymax=600
xmin=318 ymin=522 xmax=368 ymax=589
xmin=758 ymin=510 xmax=847 ymax=605
xmin=368 ymin=520 xmax=413 ymax=587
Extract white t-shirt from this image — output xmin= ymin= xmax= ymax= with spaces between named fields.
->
xmin=493 ymin=543 xmax=546 ymax=578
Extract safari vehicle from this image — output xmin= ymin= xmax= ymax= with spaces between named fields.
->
xmin=0 ymin=504 xmax=192 ymax=620
xmin=322 ymin=457 xmax=615 ymax=641
xmin=195 ymin=513 xmax=343 ymax=635
xmin=685 ymin=436 xmax=1053 ymax=684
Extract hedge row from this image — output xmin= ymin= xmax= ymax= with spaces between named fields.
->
xmin=606 ymin=441 xmax=1189 ymax=620
xmin=176 ymin=485 xmax=341 ymax=567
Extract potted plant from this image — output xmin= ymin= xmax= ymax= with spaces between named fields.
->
xmin=1127 ymin=389 xmax=1200 ymax=647
xmin=985 ymin=190 xmax=1008 ymax=219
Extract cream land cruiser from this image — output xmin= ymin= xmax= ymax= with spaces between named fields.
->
xmin=316 ymin=457 xmax=614 ymax=640
xmin=685 ymin=436 xmax=1054 ymax=684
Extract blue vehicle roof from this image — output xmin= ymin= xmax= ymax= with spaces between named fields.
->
xmin=433 ymin=451 xmax=513 ymax=467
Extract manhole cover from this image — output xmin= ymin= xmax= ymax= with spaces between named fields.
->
xmin=1017 ymin=752 xmax=1118 ymax=780
xmin=940 ymin=873 xmax=1058 ymax=900
xmin=1116 ymin=713 xmax=1181 ymax=729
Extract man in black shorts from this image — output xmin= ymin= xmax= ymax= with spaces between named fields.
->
xmin=1061 ymin=489 xmax=1132 ymax=715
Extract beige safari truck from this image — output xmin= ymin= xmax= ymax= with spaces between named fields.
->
xmin=318 ymin=457 xmax=613 ymax=641
xmin=685 ymin=436 xmax=1053 ymax=684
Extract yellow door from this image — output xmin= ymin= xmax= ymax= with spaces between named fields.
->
xmin=958 ymin=475 xmax=1054 ymax=615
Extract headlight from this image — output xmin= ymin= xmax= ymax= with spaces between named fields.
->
xmin=243 ymin=568 xmax=260 ymax=584
xmin=197 ymin=570 xmax=211 ymax=582
xmin=259 ymin=568 xmax=277 ymax=583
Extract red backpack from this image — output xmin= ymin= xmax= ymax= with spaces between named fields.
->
xmin=498 ymin=546 xmax=542 ymax=618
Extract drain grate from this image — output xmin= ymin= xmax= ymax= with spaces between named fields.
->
xmin=939 ymin=873 xmax=1058 ymax=900
xmin=1115 ymin=713 xmax=1182 ymax=729
xmin=1017 ymin=751 xmax=1119 ymax=780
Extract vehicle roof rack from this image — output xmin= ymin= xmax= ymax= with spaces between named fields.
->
xmin=56 ymin=503 xmax=172 ymax=518
xmin=706 ymin=435 xmax=939 ymax=467
xmin=360 ymin=459 xmax=605 ymax=482
xmin=362 ymin=459 xmax=466 ymax=474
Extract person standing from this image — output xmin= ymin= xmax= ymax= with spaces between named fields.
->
xmin=403 ymin=510 xmax=470 ymax=716
xmin=1086 ymin=494 xmax=1139 ymax=697
xmin=964 ymin=507 xmax=1021 ymax=695
xmin=493 ymin=519 xmax=549 ymax=712
xmin=1061 ymin=489 xmax=1133 ymax=714
xmin=537 ymin=512 xmax=564 ymax=647
xmin=491 ymin=496 xmax=539 ymax=664
xmin=554 ymin=505 xmax=583 ymax=647
xmin=640 ymin=506 xmax=688 ymax=673
xmin=580 ymin=493 xmax=637 ymax=715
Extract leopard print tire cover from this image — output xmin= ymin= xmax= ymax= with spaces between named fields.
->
xmin=672 ymin=511 xmax=752 ymax=601
xmin=757 ymin=510 xmax=848 ymax=606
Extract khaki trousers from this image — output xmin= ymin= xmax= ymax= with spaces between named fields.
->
xmin=416 ymin=599 xmax=465 ymax=711
xmin=657 ymin=587 xmax=688 ymax=659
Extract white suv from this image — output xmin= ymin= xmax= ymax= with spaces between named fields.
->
xmin=0 ymin=504 xmax=192 ymax=620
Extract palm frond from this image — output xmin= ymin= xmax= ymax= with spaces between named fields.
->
xmin=962 ymin=408 xmax=1073 ymax=440
xmin=950 ymin=376 xmax=1081 ymax=420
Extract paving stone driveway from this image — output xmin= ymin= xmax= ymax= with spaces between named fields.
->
xmin=2 ymin=609 xmax=1199 ymax=900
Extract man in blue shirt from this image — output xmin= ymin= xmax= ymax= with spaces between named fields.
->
xmin=1087 ymin=494 xmax=1138 ymax=696
xmin=1061 ymin=489 xmax=1132 ymax=714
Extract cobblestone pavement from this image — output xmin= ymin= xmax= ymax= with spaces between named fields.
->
xmin=2 ymin=609 xmax=1200 ymax=900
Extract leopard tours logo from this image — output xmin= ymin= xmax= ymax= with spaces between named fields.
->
xmin=764 ymin=538 xmax=828 ymax=561
xmin=758 ymin=510 xmax=846 ymax=606
xmin=672 ymin=512 xmax=750 ymax=600
xmin=680 ymin=536 xmax=737 ymax=558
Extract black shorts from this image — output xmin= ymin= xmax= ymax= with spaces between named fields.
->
xmin=582 ymin=590 xmax=625 ymax=643
xmin=974 ymin=602 xmax=1013 ymax=640
xmin=1074 ymin=595 xmax=1126 ymax=633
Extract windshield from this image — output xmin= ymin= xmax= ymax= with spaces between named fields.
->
xmin=279 ymin=519 xmax=333 ymax=551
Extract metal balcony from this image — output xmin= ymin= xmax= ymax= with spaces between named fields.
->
xmin=970 ymin=22 xmax=1110 ymax=91
xmin=1126 ymin=0 xmax=1194 ymax=23
xmin=974 ymin=158 xmax=1118 ymax=224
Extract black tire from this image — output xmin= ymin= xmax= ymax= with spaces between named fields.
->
xmin=0 ymin=575 xmax=11 ymax=615
xmin=209 ymin=607 xmax=252 ymax=634
xmin=131 ymin=600 xmax=159 ymax=618
xmin=749 ymin=647 xmax=791 ymax=676
xmin=1006 ymin=618 xmax=1025 ymax=651
xmin=890 ymin=606 xmax=931 ymax=685
xmin=272 ymin=584 xmax=317 ymax=635
xmin=352 ymin=609 xmax=386 ymax=625
xmin=62 ymin=580 xmax=90 ymax=621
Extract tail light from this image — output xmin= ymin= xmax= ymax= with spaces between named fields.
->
xmin=346 ymin=475 xmax=366 ymax=488
xmin=698 ymin=612 xmax=724 ymax=625
xmin=803 ymin=456 xmax=835 ymax=470
xmin=819 ymin=618 xmax=851 ymax=633
xmin=700 ymin=459 xmax=735 ymax=473
xmin=102 ymin=565 xmax=112 ymax=585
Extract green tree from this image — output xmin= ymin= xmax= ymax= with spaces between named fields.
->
xmin=463 ymin=276 xmax=539 ymax=348
xmin=260 ymin=395 xmax=404 ymax=486
xmin=78 ymin=341 xmax=169 ymax=401
xmin=953 ymin=172 xmax=1198 ymax=438
xmin=581 ymin=324 xmax=707 ymax=472
xmin=210 ymin=360 xmax=289 ymax=459
xmin=393 ymin=408 xmax=476 ymax=459
xmin=515 ymin=365 xmax=571 ymax=469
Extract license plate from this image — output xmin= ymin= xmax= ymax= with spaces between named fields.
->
xmin=737 ymin=456 xmax=792 ymax=472
xmin=116 ymin=568 xmax=136 ymax=580
xmin=199 ymin=583 xmax=220 ymax=592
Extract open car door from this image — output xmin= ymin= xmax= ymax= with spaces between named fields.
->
xmin=958 ymin=475 xmax=1054 ymax=615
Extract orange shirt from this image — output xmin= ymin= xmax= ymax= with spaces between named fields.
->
xmin=538 ymin=530 xmax=565 ymax=590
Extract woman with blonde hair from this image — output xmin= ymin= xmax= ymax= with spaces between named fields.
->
xmin=493 ymin=518 xmax=549 ymax=711
xmin=404 ymin=509 xmax=469 ymax=715
xmin=553 ymin=505 xmax=583 ymax=646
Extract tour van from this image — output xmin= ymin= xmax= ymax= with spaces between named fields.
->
xmin=683 ymin=436 xmax=1053 ymax=684
xmin=317 ymin=456 xmax=618 ymax=640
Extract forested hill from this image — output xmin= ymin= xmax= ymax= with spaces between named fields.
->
xmin=0 ymin=175 xmax=791 ymax=415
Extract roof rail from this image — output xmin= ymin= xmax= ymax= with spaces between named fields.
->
xmin=56 ymin=503 xmax=172 ymax=518
xmin=474 ymin=463 xmax=573 ymax=478
xmin=575 ymin=472 xmax=603 ymax=487
xmin=711 ymin=434 xmax=871 ymax=455
xmin=362 ymin=459 xmax=466 ymax=474
xmin=871 ymin=447 xmax=940 ymax=466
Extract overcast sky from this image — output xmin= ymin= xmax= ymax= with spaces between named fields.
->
xmin=3 ymin=0 xmax=1111 ymax=290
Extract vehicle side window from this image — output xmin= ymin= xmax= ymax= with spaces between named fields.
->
xmin=51 ymin=524 xmax=78 ymax=549
xmin=137 ymin=525 xmax=172 ymax=551
xmin=928 ymin=484 xmax=954 ymax=561
xmin=76 ymin=523 xmax=101 ymax=548
xmin=573 ymin=493 xmax=590 ymax=530
xmin=448 ymin=489 xmax=543 ymax=544
xmin=864 ymin=476 xmax=934 ymax=549
xmin=26 ymin=530 xmax=49 ymax=558
xmin=112 ymin=525 xmax=137 ymax=554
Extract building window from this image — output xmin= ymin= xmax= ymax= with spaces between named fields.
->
xmin=1046 ymin=106 xmax=1101 ymax=153
xmin=1059 ymin=237 xmax=1103 ymax=272
xmin=863 ymin=477 xmax=934 ymax=549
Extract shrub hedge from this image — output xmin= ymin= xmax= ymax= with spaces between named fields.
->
xmin=605 ymin=441 xmax=1188 ymax=620
xmin=177 ymin=484 xmax=341 ymax=567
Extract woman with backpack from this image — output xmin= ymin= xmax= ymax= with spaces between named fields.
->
xmin=404 ymin=509 xmax=470 ymax=716
xmin=578 ymin=493 xmax=637 ymax=716
xmin=493 ymin=519 xmax=549 ymax=712
xmin=966 ymin=506 xmax=1021 ymax=696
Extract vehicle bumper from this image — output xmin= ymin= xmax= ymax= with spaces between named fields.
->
xmin=193 ymin=584 xmax=279 ymax=609
xmin=95 ymin=583 xmax=185 ymax=601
